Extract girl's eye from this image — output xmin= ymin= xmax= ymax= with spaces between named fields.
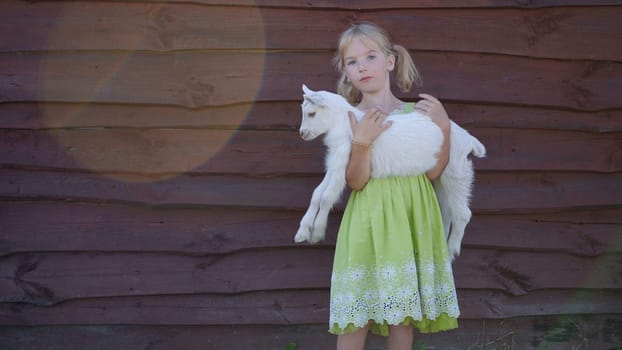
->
xmin=368 ymin=55 xmax=376 ymax=60
xmin=346 ymin=60 xmax=355 ymax=66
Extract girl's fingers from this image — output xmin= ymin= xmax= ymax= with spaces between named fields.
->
xmin=418 ymin=93 xmax=440 ymax=104
xmin=415 ymin=102 xmax=431 ymax=111
xmin=363 ymin=108 xmax=389 ymax=122
xmin=364 ymin=108 xmax=379 ymax=119
xmin=362 ymin=109 xmax=385 ymax=123
xmin=381 ymin=120 xmax=393 ymax=130
xmin=414 ymin=102 xmax=431 ymax=115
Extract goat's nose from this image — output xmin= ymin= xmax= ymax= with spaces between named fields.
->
xmin=299 ymin=129 xmax=307 ymax=138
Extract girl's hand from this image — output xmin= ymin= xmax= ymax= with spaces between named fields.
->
xmin=348 ymin=108 xmax=393 ymax=145
xmin=417 ymin=93 xmax=452 ymax=180
xmin=415 ymin=93 xmax=450 ymax=130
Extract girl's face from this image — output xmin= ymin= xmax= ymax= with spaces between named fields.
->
xmin=343 ymin=37 xmax=395 ymax=95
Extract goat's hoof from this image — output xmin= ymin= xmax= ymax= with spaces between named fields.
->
xmin=309 ymin=229 xmax=326 ymax=244
xmin=294 ymin=228 xmax=311 ymax=243
xmin=447 ymin=244 xmax=461 ymax=262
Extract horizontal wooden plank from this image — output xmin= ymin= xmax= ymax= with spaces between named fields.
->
xmin=1 ymin=202 xmax=621 ymax=257
xmin=2 ymin=128 xmax=620 ymax=174
xmin=0 ymin=168 xmax=319 ymax=208
xmin=0 ymin=102 xmax=268 ymax=130
xmin=471 ymin=171 xmax=622 ymax=213
xmin=455 ymin=249 xmax=622 ymax=295
xmin=0 ymin=314 xmax=622 ymax=350
xmin=2 ymin=2 xmax=621 ymax=60
xmin=0 ymin=249 xmax=334 ymax=305
xmin=0 ymin=203 xmax=323 ymax=257
xmin=1 ymin=169 xmax=620 ymax=212
xmin=1 ymin=101 xmax=621 ymax=133
xmin=2 ymin=51 xmax=621 ymax=110
xmin=464 ymin=211 xmax=622 ymax=256
xmin=0 ymin=289 xmax=620 ymax=326
xmin=101 ymin=0 xmax=622 ymax=8
xmin=447 ymin=103 xmax=622 ymax=133
xmin=0 ymin=249 xmax=619 ymax=305
xmin=477 ymin=128 xmax=622 ymax=172
xmin=1 ymin=315 xmax=622 ymax=350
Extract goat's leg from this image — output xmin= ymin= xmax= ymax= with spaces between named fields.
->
xmin=434 ymin=152 xmax=475 ymax=261
xmin=309 ymin=171 xmax=345 ymax=243
xmin=447 ymin=207 xmax=470 ymax=261
xmin=433 ymin=182 xmax=452 ymax=241
xmin=295 ymin=172 xmax=331 ymax=243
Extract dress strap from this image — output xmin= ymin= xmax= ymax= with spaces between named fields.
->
xmin=404 ymin=102 xmax=414 ymax=113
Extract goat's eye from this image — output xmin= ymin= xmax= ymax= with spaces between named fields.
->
xmin=308 ymin=112 xmax=316 ymax=118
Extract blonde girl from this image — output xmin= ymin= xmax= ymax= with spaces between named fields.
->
xmin=328 ymin=22 xmax=460 ymax=350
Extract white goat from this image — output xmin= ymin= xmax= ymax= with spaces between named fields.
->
xmin=294 ymin=85 xmax=486 ymax=261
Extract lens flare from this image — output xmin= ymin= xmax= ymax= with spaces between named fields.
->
xmin=40 ymin=2 xmax=266 ymax=182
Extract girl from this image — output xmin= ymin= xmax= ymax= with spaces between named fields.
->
xmin=328 ymin=22 xmax=460 ymax=350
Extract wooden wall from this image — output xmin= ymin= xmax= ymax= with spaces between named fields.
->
xmin=1 ymin=1 xmax=621 ymax=349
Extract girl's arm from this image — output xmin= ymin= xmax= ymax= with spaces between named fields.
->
xmin=415 ymin=93 xmax=451 ymax=181
xmin=346 ymin=109 xmax=392 ymax=191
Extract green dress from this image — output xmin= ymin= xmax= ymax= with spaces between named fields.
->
xmin=329 ymin=103 xmax=460 ymax=336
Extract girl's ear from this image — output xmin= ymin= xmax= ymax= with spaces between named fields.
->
xmin=386 ymin=54 xmax=396 ymax=72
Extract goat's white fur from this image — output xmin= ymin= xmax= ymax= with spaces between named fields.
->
xmin=295 ymin=85 xmax=486 ymax=261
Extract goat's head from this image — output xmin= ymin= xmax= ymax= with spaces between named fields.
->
xmin=299 ymin=84 xmax=350 ymax=141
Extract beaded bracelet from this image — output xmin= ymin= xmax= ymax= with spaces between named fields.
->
xmin=352 ymin=140 xmax=371 ymax=148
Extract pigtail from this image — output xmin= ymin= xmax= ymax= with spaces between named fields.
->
xmin=336 ymin=73 xmax=362 ymax=105
xmin=392 ymin=44 xmax=422 ymax=92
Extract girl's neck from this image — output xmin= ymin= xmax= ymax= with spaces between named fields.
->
xmin=356 ymin=89 xmax=404 ymax=114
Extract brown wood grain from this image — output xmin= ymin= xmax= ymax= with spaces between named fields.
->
xmin=1 ymin=169 xmax=620 ymax=211
xmin=0 ymin=249 xmax=334 ymax=305
xmin=1 ymin=316 xmax=621 ymax=350
xmin=471 ymin=171 xmax=622 ymax=213
xmin=2 ymin=51 xmax=621 ymax=110
xmin=214 ymin=0 xmax=622 ymax=7
xmin=2 ymin=102 xmax=620 ymax=132
xmin=454 ymin=249 xmax=622 ymax=295
xmin=2 ymin=128 xmax=620 ymax=174
xmin=0 ymin=249 xmax=619 ymax=305
xmin=84 ymin=0 xmax=622 ymax=8
xmin=464 ymin=211 xmax=622 ymax=257
xmin=1 ymin=202 xmax=620 ymax=257
xmin=1 ymin=0 xmax=621 ymax=339
xmin=2 ymin=2 xmax=621 ymax=60
xmin=1 ymin=289 xmax=620 ymax=325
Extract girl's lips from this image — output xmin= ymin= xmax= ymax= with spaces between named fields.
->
xmin=360 ymin=76 xmax=372 ymax=82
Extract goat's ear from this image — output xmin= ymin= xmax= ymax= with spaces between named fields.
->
xmin=302 ymin=85 xmax=327 ymax=107
xmin=303 ymin=93 xmax=326 ymax=107
xmin=302 ymin=84 xmax=314 ymax=95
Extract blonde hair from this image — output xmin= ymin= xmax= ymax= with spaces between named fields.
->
xmin=332 ymin=22 xmax=422 ymax=105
